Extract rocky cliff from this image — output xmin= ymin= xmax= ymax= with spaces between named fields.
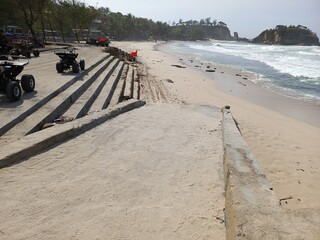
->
xmin=252 ymin=25 xmax=320 ymax=46
xmin=203 ymin=25 xmax=233 ymax=40
xmin=170 ymin=25 xmax=233 ymax=41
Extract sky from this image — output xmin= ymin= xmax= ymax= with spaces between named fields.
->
xmin=84 ymin=0 xmax=320 ymax=39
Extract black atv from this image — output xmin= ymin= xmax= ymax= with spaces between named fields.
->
xmin=0 ymin=56 xmax=35 ymax=101
xmin=55 ymin=48 xmax=85 ymax=73
xmin=0 ymin=41 xmax=39 ymax=59
xmin=10 ymin=42 xmax=40 ymax=58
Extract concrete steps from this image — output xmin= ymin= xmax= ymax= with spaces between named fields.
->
xmin=63 ymin=57 xmax=119 ymax=119
xmin=0 ymin=54 xmax=110 ymax=137
xmin=0 ymin=55 xmax=140 ymax=146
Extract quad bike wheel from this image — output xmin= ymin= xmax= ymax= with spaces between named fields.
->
xmin=72 ymin=62 xmax=79 ymax=73
xmin=21 ymin=74 xmax=35 ymax=92
xmin=6 ymin=81 xmax=21 ymax=101
xmin=33 ymin=50 xmax=40 ymax=57
xmin=23 ymin=50 xmax=31 ymax=58
xmin=80 ymin=59 xmax=85 ymax=70
xmin=56 ymin=62 xmax=63 ymax=73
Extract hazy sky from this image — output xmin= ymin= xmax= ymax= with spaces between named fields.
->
xmin=84 ymin=0 xmax=320 ymax=39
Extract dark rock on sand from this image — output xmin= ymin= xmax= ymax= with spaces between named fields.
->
xmin=171 ymin=64 xmax=186 ymax=68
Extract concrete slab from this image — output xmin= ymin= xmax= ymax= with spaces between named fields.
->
xmin=0 ymin=103 xmax=226 ymax=239
xmin=222 ymin=107 xmax=320 ymax=239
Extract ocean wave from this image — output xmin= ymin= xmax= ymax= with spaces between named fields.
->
xmin=168 ymin=41 xmax=320 ymax=102
xmin=187 ymin=42 xmax=320 ymax=79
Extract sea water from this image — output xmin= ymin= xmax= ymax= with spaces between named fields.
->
xmin=166 ymin=41 xmax=320 ymax=103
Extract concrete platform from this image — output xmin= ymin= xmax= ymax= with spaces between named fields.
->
xmin=0 ymin=101 xmax=226 ymax=239
xmin=0 ymin=101 xmax=318 ymax=239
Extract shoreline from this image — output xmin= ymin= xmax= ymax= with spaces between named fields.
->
xmin=158 ymin=42 xmax=320 ymax=128
xmin=112 ymin=40 xmax=320 ymax=211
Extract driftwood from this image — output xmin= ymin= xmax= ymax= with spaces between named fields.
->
xmin=279 ymin=195 xmax=293 ymax=205
xmin=279 ymin=196 xmax=293 ymax=201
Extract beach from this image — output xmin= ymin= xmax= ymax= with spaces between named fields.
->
xmin=0 ymin=41 xmax=319 ymax=239
xmin=113 ymin=40 xmax=320 ymax=211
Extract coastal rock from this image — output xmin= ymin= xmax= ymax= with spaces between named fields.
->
xmin=170 ymin=25 xmax=233 ymax=41
xmin=252 ymin=25 xmax=320 ymax=46
xmin=201 ymin=25 xmax=233 ymax=40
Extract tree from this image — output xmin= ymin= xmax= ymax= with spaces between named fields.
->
xmin=185 ymin=20 xmax=192 ymax=26
xmin=276 ymin=25 xmax=286 ymax=30
xmin=218 ymin=21 xmax=227 ymax=27
xmin=192 ymin=20 xmax=199 ymax=26
xmin=49 ymin=0 xmax=70 ymax=42
xmin=98 ymin=7 xmax=110 ymax=15
xmin=15 ymin=0 xmax=48 ymax=44
xmin=0 ymin=0 xmax=20 ymax=26
xmin=212 ymin=19 xmax=217 ymax=26
xmin=205 ymin=17 xmax=211 ymax=26
xmin=186 ymin=28 xmax=206 ymax=41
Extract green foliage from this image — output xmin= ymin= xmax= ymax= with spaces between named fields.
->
xmin=1 ymin=0 xmax=98 ymax=43
xmin=1 ymin=2 xmax=230 ymax=43
xmin=0 ymin=0 xmax=21 ymax=26
xmin=103 ymin=14 xmax=231 ymax=41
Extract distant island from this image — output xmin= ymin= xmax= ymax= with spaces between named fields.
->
xmin=251 ymin=25 xmax=320 ymax=46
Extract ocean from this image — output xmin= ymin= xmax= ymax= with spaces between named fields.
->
xmin=165 ymin=41 xmax=320 ymax=103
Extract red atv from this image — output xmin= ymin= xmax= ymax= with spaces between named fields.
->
xmin=86 ymin=36 xmax=110 ymax=47
xmin=96 ymin=37 xmax=110 ymax=47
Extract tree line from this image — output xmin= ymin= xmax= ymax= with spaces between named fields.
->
xmin=0 ymin=1 xmax=231 ymax=43
xmin=0 ymin=0 xmax=99 ymax=43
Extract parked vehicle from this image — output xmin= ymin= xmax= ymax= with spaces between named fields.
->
xmin=10 ymin=41 xmax=40 ymax=58
xmin=1 ymin=26 xmax=41 ymax=58
xmin=55 ymin=48 xmax=85 ymax=73
xmin=0 ymin=56 xmax=35 ymax=101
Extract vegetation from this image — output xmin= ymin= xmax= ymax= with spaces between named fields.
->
xmin=0 ymin=0 xmax=232 ymax=43
xmin=0 ymin=0 xmax=99 ymax=43
xmin=252 ymin=25 xmax=319 ymax=46
xmin=89 ymin=11 xmax=232 ymax=41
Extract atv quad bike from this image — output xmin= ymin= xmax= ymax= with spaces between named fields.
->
xmin=10 ymin=41 xmax=40 ymax=58
xmin=0 ymin=40 xmax=39 ymax=59
xmin=55 ymin=48 xmax=85 ymax=73
xmin=0 ymin=56 xmax=35 ymax=101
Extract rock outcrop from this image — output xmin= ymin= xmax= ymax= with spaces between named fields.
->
xmin=170 ymin=25 xmax=233 ymax=41
xmin=203 ymin=25 xmax=233 ymax=40
xmin=252 ymin=25 xmax=320 ymax=46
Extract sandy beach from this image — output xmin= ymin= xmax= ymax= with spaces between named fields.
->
xmin=112 ymin=40 xmax=320 ymax=211
xmin=0 ymin=40 xmax=319 ymax=239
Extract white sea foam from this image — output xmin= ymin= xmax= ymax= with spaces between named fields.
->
xmin=188 ymin=42 xmax=320 ymax=79
xmin=168 ymin=41 xmax=320 ymax=102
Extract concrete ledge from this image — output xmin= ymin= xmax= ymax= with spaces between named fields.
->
xmin=222 ymin=107 xmax=292 ymax=239
xmin=0 ymin=99 xmax=145 ymax=169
